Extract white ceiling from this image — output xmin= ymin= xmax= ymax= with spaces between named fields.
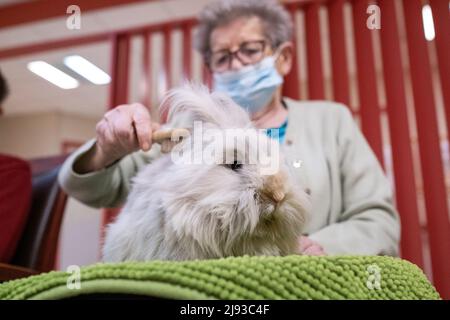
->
xmin=1 ymin=42 xmax=111 ymax=119
xmin=0 ymin=0 xmax=211 ymax=119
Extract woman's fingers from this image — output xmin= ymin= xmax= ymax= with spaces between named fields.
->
xmin=302 ymin=245 xmax=326 ymax=256
xmin=111 ymin=110 xmax=138 ymax=151
xmin=299 ymin=236 xmax=314 ymax=252
xmin=299 ymin=236 xmax=326 ymax=256
xmin=131 ymin=104 xmax=152 ymax=151
xmin=90 ymin=111 xmax=177 ymax=170
xmin=103 ymin=118 xmax=122 ymax=155
xmin=92 ymin=103 xmax=154 ymax=170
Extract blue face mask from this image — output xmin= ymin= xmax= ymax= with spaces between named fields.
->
xmin=213 ymin=55 xmax=283 ymax=114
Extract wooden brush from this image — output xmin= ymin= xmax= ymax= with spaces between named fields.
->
xmin=151 ymin=128 xmax=190 ymax=153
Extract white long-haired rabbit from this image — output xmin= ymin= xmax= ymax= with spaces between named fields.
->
xmin=102 ymin=84 xmax=310 ymax=262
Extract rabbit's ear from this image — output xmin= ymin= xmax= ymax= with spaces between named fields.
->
xmin=160 ymin=83 xmax=219 ymax=128
xmin=160 ymin=83 xmax=251 ymax=129
xmin=210 ymin=91 xmax=253 ymax=127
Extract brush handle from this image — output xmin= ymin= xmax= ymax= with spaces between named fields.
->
xmin=151 ymin=128 xmax=189 ymax=144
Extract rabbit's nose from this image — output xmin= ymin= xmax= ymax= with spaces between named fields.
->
xmin=272 ymin=190 xmax=285 ymax=202
xmin=261 ymin=189 xmax=285 ymax=204
xmin=262 ymin=172 xmax=286 ymax=203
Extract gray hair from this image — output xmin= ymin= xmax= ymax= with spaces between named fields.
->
xmin=194 ymin=0 xmax=293 ymax=56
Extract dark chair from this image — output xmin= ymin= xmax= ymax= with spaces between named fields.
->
xmin=0 ymin=155 xmax=68 ymax=282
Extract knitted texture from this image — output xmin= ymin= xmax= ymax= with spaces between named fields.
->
xmin=0 ymin=255 xmax=440 ymax=300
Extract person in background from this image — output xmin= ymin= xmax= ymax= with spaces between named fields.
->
xmin=0 ymin=69 xmax=32 ymax=262
xmin=59 ymin=0 xmax=400 ymax=256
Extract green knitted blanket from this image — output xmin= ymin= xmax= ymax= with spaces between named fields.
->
xmin=0 ymin=256 xmax=440 ymax=300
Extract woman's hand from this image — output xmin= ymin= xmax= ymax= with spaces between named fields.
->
xmin=74 ymin=103 xmax=160 ymax=174
xmin=299 ymin=236 xmax=326 ymax=256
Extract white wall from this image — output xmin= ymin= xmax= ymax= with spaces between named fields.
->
xmin=0 ymin=112 xmax=102 ymax=270
xmin=0 ymin=113 xmax=60 ymax=158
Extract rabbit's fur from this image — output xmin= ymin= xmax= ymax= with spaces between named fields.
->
xmin=102 ymin=84 xmax=310 ymax=262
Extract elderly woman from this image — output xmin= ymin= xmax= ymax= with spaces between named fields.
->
xmin=59 ymin=0 xmax=400 ymax=256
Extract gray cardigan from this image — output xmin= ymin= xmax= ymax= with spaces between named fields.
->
xmin=59 ymin=98 xmax=400 ymax=256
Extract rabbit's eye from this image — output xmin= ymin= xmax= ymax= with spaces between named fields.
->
xmin=226 ymin=160 xmax=242 ymax=171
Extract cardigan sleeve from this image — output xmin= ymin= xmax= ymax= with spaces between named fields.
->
xmin=58 ymin=139 xmax=161 ymax=209
xmin=309 ymin=106 xmax=401 ymax=256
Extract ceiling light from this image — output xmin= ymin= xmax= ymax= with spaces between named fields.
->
xmin=27 ymin=61 xmax=79 ymax=89
xmin=422 ymin=5 xmax=435 ymax=41
xmin=64 ymin=55 xmax=111 ymax=85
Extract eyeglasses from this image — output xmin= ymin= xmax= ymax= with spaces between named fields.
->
xmin=207 ymin=40 xmax=267 ymax=73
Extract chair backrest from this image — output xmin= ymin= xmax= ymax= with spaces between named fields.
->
xmin=10 ymin=155 xmax=68 ymax=272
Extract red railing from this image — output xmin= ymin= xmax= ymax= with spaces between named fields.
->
xmin=0 ymin=0 xmax=448 ymax=299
